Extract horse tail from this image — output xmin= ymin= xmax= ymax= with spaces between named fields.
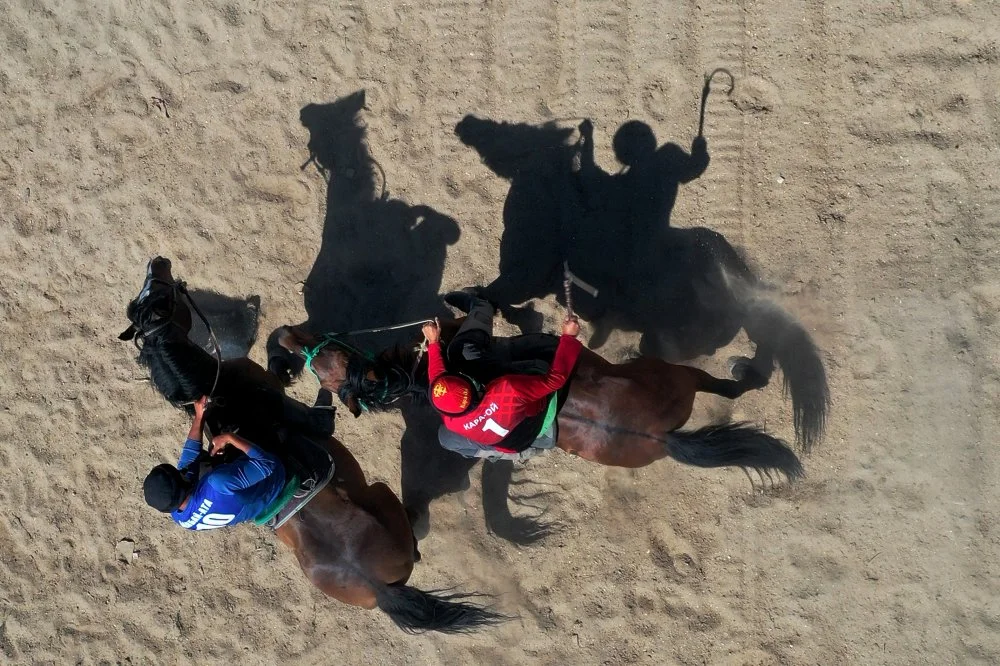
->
xmin=742 ymin=299 xmax=830 ymax=451
xmin=665 ymin=423 xmax=803 ymax=480
xmin=374 ymin=583 xmax=509 ymax=634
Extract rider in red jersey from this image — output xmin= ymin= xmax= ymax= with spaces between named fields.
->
xmin=423 ymin=289 xmax=582 ymax=459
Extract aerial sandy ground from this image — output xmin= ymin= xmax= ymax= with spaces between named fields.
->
xmin=2 ymin=0 xmax=999 ymax=663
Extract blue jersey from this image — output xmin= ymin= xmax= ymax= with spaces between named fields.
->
xmin=171 ymin=438 xmax=285 ymax=530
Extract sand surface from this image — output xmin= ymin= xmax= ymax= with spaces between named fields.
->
xmin=2 ymin=0 xmax=999 ymax=663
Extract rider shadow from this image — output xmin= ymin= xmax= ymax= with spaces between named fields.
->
xmin=267 ymin=90 xmax=556 ymax=544
xmin=456 ymin=114 xmax=829 ymax=449
xmin=453 ymin=114 xmax=713 ymax=348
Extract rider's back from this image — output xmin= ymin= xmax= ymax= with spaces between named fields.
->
xmin=173 ymin=450 xmax=285 ymax=530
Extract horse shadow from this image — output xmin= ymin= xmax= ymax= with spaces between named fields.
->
xmin=267 ymin=90 xmax=556 ymax=544
xmin=456 ymin=114 xmax=829 ymax=449
xmin=185 ymin=289 xmax=261 ymax=360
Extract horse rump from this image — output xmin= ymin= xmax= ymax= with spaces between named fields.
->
xmin=374 ymin=583 xmax=509 ymax=634
xmin=666 ymin=422 xmax=803 ymax=481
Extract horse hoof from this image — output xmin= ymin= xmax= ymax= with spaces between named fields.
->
xmin=268 ymin=358 xmax=294 ymax=386
xmin=729 ymin=356 xmax=768 ymax=388
xmin=728 ymin=356 xmax=753 ymax=380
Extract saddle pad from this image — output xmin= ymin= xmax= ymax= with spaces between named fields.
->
xmin=256 ymin=455 xmax=336 ymax=530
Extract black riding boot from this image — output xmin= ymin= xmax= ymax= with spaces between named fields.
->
xmin=447 ymin=298 xmax=495 ymax=365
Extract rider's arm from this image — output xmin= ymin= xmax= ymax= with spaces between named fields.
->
xmin=505 ymin=334 xmax=583 ymax=402
xmin=572 ymin=120 xmax=614 ymax=209
xmin=208 ymin=434 xmax=282 ymax=492
xmin=177 ymin=437 xmax=204 ymax=471
xmin=427 ymin=340 xmax=447 ymax=381
xmin=676 ymin=136 xmax=709 ymax=184
xmin=178 ymin=396 xmax=209 ymax=469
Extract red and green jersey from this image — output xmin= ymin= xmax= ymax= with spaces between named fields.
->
xmin=428 ymin=335 xmax=582 ymax=451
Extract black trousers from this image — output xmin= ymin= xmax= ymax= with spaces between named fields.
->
xmin=446 ymin=298 xmax=504 ymax=380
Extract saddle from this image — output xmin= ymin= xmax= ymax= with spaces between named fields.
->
xmin=257 ymin=395 xmax=337 ymax=528
xmin=446 ymin=332 xmax=570 ymax=453
xmin=201 ymin=392 xmax=337 ymax=529
xmin=255 ymin=428 xmax=335 ymax=529
xmin=497 ymin=382 xmax=571 ymax=453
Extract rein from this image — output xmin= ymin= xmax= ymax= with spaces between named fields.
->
xmin=180 ymin=283 xmax=223 ymax=403
xmin=301 ymin=334 xmax=375 ymax=379
xmin=135 ymin=276 xmax=224 ymax=405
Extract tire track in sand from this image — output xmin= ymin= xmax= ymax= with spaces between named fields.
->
xmin=496 ymin=0 xmax=561 ymax=114
xmin=425 ymin=0 xmax=497 ymax=115
xmin=572 ymin=0 xmax=632 ymax=120
xmin=686 ymin=0 xmax=748 ymax=240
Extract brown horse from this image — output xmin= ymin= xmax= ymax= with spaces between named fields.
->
xmin=274 ymin=319 xmax=803 ymax=477
xmin=121 ymin=258 xmax=502 ymax=633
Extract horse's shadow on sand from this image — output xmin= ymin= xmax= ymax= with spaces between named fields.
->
xmin=455 ymin=114 xmax=829 ymax=450
xmin=184 ymin=289 xmax=261 ymax=361
xmin=266 ymin=91 xmax=556 ymax=545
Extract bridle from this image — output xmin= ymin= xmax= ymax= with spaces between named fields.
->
xmin=122 ymin=274 xmax=223 ymax=403
xmin=298 ymin=319 xmax=433 ymax=412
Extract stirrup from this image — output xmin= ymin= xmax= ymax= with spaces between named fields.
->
xmin=293 ymin=477 xmax=317 ymax=499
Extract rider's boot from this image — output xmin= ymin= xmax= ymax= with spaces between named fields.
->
xmin=448 ymin=295 xmax=496 ymax=365
xmin=444 ymin=286 xmax=499 ymax=314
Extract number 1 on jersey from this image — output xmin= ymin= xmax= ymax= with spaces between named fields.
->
xmin=482 ymin=418 xmax=510 ymax=438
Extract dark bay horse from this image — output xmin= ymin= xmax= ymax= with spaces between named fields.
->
xmin=121 ymin=258 xmax=502 ymax=633
xmin=274 ymin=320 xmax=803 ymax=477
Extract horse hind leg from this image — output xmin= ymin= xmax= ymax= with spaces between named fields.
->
xmin=729 ymin=354 xmax=773 ymax=386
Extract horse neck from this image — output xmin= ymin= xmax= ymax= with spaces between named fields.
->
xmin=381 ymin=345 xmax=424 ymax=383
xmin=140 ymin=334 xmax=219 ymax=405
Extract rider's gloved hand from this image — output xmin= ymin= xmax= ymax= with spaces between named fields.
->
xmin=562 ymin=316 xmax=581 ymax=338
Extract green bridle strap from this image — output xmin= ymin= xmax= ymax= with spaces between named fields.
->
xmin=299 ymin=338 xmax=332 ymax=380
xmin=300 ymin=334 xmax=376 ymax=376
xmin=298 ymin=334 xmax=380 ymax=412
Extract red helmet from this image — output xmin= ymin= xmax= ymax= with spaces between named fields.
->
xmin=429 ymin=374 xmax=477 ymax=415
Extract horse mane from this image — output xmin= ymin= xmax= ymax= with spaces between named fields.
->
xmin=340 ymin=343 xmax=429 ymax=412
xmin=124 ymin=291 xmax=213 ymax=407
xmin=135 ymin=336 xmax=217 ymax=407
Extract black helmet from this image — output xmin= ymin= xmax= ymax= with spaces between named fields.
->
xmin=143 ymin=464 xmax=188 ymax=513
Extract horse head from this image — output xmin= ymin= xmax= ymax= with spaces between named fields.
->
xmin=299 ymin=90 xmax=372 ymax=191
xmin=454 ymin=115 xmax=575 ymax=181
xmin=119 ymin=256 xmax=193 ymax=345
xmin=120 ymin=257 xmax=217 ymax=407
xmin=274 ymin=326 xmax=365 ymax=416
xmin=274 ymin=325 xmax=422 ymax=419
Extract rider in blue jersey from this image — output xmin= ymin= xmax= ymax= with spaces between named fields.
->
xmin=143 ymin=397 xmax=286 ymax=530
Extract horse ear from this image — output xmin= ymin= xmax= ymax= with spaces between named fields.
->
xmin=119 ymin=325 xmax=136 ymax=341
xmin=275 ymin=326 xmax=307 ymax=352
